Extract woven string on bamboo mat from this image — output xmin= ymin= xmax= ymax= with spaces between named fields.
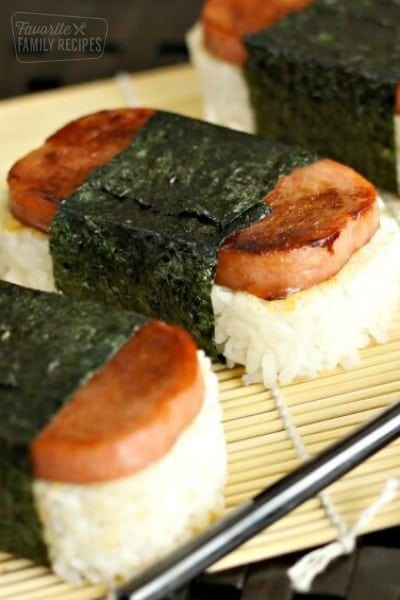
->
xmin=1 ymin=306 xmax=400 ymax=600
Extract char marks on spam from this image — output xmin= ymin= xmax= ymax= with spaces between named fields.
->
xmin=31 ymin=321 xmax=203 ymax=483
xmin=7 ymin=108 xmax=154 ymax=233
xmin=216 ymin=159 xmax=378 ymax=299
xmin=202 ymin=0 xmax=315 ymax=65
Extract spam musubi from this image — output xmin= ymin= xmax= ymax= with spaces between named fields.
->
xmin=0 ymin=281 xmax=225 ymax=585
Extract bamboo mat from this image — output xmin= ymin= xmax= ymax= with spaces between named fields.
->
xmin=0 ymin=334 xmax=399 ymax=600
xmin=0 ymin=64 xmax=400 ymax=599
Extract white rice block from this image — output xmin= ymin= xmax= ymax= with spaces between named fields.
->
xmin=33 ymin=352 xmax=226 ymax=586
xmin=0 ymin=191 xmax=54 ymax=292
xmin=186 ymin=23 xmax=254 ymax=132
xmin=213 ymin=208 xmax=400 ymax=387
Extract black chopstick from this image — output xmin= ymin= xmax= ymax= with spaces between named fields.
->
xmin=117 ymin=399 xmax=400 ymax=600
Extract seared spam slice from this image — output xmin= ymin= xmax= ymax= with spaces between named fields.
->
xmin=8 ymin=109 xmax=154 ymax=232
xmin=31 ymin=321 xmax=203 ymax=483
xmin=216 ymin=159 xmax=378 ymax=299
xmin=202 ymin=0 xmax=315 ymax=65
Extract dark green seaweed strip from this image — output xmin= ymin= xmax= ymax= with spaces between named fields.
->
xmin=319 ymin=0 xmax=400 ymax=25
xmin=244 ymin=0 xmax=400 ymax=192
xmin=0 ymin=443 xmax=47 ymax=563
xmin=0 ymin=281 xmax=146 ymax=562
xmin=50 ymin=111 xmax=316 ymax=354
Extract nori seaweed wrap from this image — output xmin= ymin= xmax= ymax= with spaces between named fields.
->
xmin=244 ymin=0 xmax=400 ymax=192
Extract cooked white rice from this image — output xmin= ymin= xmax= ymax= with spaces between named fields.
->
xmin=213 ymin=209 xmax=400 ymax=387
xmin=33 ymin=351 xmax=226 ymax=586
xmin=0 ymin=193 xmax=54 ymax=292
xmin=186 ymin=23 xmax=254 ymax=132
